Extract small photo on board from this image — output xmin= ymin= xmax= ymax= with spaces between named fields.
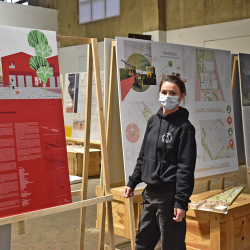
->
xmin=73 ymin=114 xmax=85 ymax=131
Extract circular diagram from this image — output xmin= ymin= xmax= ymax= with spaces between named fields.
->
xmin=227 ymin=116 xmax=232 ymax=125
xmin=228 ymin=128 xmax=233 ymax=136
xmin=229 ymin=139 xmax=234 ymax=147
xmin=125 ymin=123 xmax=140 ymax=143
xmin=127 ymin=53 xmax=155 ymax=93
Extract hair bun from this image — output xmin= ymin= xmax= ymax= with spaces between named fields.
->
xmin=173 ymin=73 xmax=186 ymax=82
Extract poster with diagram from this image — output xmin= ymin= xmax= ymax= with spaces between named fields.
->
xmin=0 ymin=26 xmax=72 ymax=219
xmin=238 ymin=53 xmax=250 ymax=171
xmin=116 ymin=37 xmax=238 ymax=184
xmin=63 ymin=71 xmax=105 ymax=141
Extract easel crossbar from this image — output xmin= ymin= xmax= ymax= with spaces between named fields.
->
xmin=0 ymin=195 xmax=112 ymax=226
xmin=56 ymin=35 xmax=92 ymax=44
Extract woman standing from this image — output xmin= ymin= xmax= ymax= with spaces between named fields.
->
xmin=124 ymin=74 xmax=196 ymax=250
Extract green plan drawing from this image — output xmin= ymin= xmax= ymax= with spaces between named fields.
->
xmin=195 ymin=49 xmax=225 ymax=101
xmin=200 ymin=119 xmax=236 ymax=161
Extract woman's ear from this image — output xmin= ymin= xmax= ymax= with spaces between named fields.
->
xmin=179 ymin=93 xmax=185 ymax=102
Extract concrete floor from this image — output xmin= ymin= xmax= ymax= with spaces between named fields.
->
xmin=10 ymin=165 xmax=249 ymax=250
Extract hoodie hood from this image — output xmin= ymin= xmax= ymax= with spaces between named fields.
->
xmin=157 ymin=107 xmax=189 ymax=120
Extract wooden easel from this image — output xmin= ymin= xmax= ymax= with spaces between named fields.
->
xmin=97 ymin=41 xmax=137 ymax=250
xmin=1 ymin=35 xmax=115 ymax=250
xmin=58 ymin=35 xmax=115 ymax=250
xmin=232 ymin=55 xmax=250 ymax=192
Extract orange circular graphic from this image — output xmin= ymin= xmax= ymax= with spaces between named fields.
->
xmin=229 ymin=139 xmax=234 ymax=147
xmin=227 ymin=116 xmax=232 ymax=125
xmin=125 ymin=123 xmax=140 ymax=143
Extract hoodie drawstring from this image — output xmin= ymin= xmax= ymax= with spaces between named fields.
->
xmin=154 ymin=117 xmax=162 ymax=170
xmin=161 ymin=121 xmax=171 ymax=161
xmin=154 ymin=117 xmax=171 ymax=171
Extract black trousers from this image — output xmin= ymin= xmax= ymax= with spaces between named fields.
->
xmin=135 ymin=188 xmax=186 ymax=250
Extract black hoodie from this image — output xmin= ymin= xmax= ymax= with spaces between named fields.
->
xmin=127 ymin=107 xmax=197 ymax=211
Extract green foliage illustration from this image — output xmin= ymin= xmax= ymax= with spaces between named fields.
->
xmin=35 ymin=43 xmax=52 ymax=58
xmin=30 ymin=56 xmax=48 ymax=70
xmin=28 ymin=30 xmax=48 ymax=48
xmin=28 ymin=30 xmax=53 ymax=93
xmin=30 ymin=56 xmax=53 ymax=88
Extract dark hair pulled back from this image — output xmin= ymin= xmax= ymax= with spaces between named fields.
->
xmin=159 ymin=73 xmax=187 ymax=95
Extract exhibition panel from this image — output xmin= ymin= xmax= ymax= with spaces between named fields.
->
xmin=0 ymin=26 xmax=72 ymax=219
xmin=115 ymin=37 xmax=238 ymax=184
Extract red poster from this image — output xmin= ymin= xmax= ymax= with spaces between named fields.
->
xmin=0 ymin=26 xmax=72 ymax=218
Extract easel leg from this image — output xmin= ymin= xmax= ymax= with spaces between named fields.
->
xmin=60 ymin=74 xmax=64 ymax=106
xmin=233 ymin=175 xmax=238 ymax=187
xmin=128 ymin=197 xmax=136 ymax=250
xmin=99 ymin=41 xmax=117 ymax=250
xmin=210 ymin=213 xmax=221 ymax=250
xmin=79 ymin=44 xmax=93 ymax=250
xmin=17 ymin=221 xmax=25 ymax=235
xmin=247 ymin=169 xmax=250 ymax=193
xmin=206 ymin=180 xmax=211 ymax=191
xmin=98 ymin=188 xmax=106 ymax=250
xmin=220 ymin=177 xmax=225 ymax=190
xmin=92 ymin=38 xmax=115 ymax=250
xmin=79 ymin=207 xmax=87 ymax=250
xmin=106 ymin=201 xmax=115 ymax=249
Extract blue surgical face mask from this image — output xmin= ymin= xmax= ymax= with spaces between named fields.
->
xmin=159 ymin=94 xmax=180 ymax=111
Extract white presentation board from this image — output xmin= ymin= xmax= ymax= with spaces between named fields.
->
xmin=63 ymin=71 xmax=105 ymax=141
xmin=115 ymin=37 xmax=238 ymax=185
